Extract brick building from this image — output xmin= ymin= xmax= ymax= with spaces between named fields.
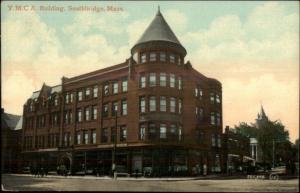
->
xmin=21 ymin=9 xmax=223 ymax=176
xmin=223 ymin=126 xmax=252 ymax=174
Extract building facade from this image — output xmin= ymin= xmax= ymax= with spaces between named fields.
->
xmin=222 ymin=126 xmax=252 ymax=174
xmin=21 ymin=9 xmax=223 ymax=176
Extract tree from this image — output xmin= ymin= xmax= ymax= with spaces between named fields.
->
xmin=234 ymin=120 xmax=290 ymax=166
xmin=234 ymin=122 xmax=258 ymax=138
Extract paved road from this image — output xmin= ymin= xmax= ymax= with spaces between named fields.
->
xmin=1 ymin=174 xmax=299 ymax=192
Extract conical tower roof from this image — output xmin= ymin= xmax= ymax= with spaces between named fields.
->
xmin=136 ymin=9 xmax=182 ymax=46
xmin=131 ymin=8 xmax=186 ymax=56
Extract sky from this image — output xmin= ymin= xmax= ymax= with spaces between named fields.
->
xmin=1 ymin=1 xmax=299 ymax=142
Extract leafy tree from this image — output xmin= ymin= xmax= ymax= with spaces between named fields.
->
xmin=234 ymin=122 xmax=258 ymax=138
xmin=234 ymin=120 xmax=290 ymax=165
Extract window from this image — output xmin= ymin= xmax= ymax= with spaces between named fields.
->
xmin=160 ymin=96 xmax=166 ymax=112
xmin=170 ymin=74 xmax=175 ymax=88
xmin=112 ymin=101 xmax=118 ymax=116
xmin=54 ymin=114 xmax=58 ymax=125
xmin=92 ymin=130 xmax=96 ymax=144
xmin=70 ymin=93 xmax=74 ymax=103
xmin=84 ymin=130 xmax=89 ymax=144
xmin=64 ymin=133 xmax=69 ymax=147
xmin=122 ymin=100 xmax=127 ymax=115
xmin=54 ymin=96 xmax=59 ymax=106
xmin=133 ymin=52 xmax=138 ymax=62
xmin=149 ymin=123 xmax=156 ymax=140
xmin=104 ymin=83 xmax=109 ymax=96
xmin=160 ymin=124 xmax=167 ymax=139
xmin=85 ymin=107 xmax=90 ymax=121
xmin=113 ymin=82 xmax=118 ymax=94
xmin=216 ymin=94 xmax=220 ymax=104
xmin=103 ymin=103 xmax=109 ymax=117
xmin=210 ymin=92 xmax=215 ymax=104
xmin=141 ymin=53 xmax=146 ymax=63
xmin=178 ymin=126 xmax=182 ymax=141
xmin=69 ymin=111 xmax=73 ymax=123
xmin=77 ymin=91 xmax=83 ymax=101
xmin=149 ymin=96 xmax=156 ymax=112
xmin=178 ymin=57 xmax=181 ymax=65
xmin=140 ymin=97 xmax=146 ymax=113
xmin=211 ymin=134 xmax=216 ymax=147
xmin=195 ymin=88 xmax=198 ymax=97
xmin=160 ymin=73 xmax=166 ymax=87
xmin=30 ymin=102 xmax=34 ymax=111
xmin=196 ymin=107 xmax=198 ymax=115
xmin=120 ymin=126 xmax=127 ymax=142
xmin=217 ymin=134 xmax=221 ymax=148
xmin=149 ymin=73 xmax=156 ymax=87
xmin=150 ymin=52 xmax=156 ymax=62
xmin=93 ymin=85 xmax=98 ymax=98
xmin=65 ymin=93 xmax=69 ymax=104
xmin=160 ymin=52 xmax=166 ymax=62
xmin=170 ymin=124 xmax=177 ymax=138
xmin=216 ymin=112 xmax=221 ymax=126
xmin=170 ymin=53 xmax=175 ymax=63
xmin=76 ymin=131 xmax=81 ymax=145
xmin=140 ymin=75 xmax=146 ymax=88
xmin=85 ymin=88 xmax=90 ymax=98
xmin=92 ymin=106 xmax=97 ymax=120
xmin=64 ymin=111 xmax=69 ymax=124
xmin=178 ymin=99 xmax=182 ymax=114
xmin=77 ymin=109 xmax=82 ymax=122
xmin=139 ymin=125 xmax=145 ymax=140
xmin=178 ymin=77 xmax=182 ymax=90
xmin=199 ymin=108 xmax=204 ymax=120
xmin=210 ymin=112 xmax=215 ymax=125
xmin=170 ymin=97 xmax=176 ymax=113
xmin=199 ymin=89 xmax=203 ymax=99
xmin=122 ymin=79 xmax=128 ymax=92
xmin=101 ymin=128 xmax=108 ymax=143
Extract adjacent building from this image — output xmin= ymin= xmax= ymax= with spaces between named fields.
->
xmin=222 ymin=126 xmax=252 ymax=174
xmin=21 ymin=9 xmax=223 ymax=176
xmin=1 ymin=108 xmax=22 ymax=173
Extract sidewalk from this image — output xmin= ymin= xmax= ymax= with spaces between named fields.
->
xmin=9 ymin=173 xmax=233 ymax=181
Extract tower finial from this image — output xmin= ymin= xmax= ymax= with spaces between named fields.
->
xmin=157 ymin=5 xmax=161 ymax=15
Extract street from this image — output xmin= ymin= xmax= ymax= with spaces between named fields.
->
xmin=1 ymin=174 xmax=299 ymax=192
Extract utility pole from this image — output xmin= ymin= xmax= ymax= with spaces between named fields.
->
xmin=112 ymin=112 xmax=117 ymax=179
xmin=272 ymin=139 xmax=275 ymax=168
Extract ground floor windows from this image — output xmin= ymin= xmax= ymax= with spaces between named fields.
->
xmin=22 ymin=149 xmax=224 ymax=177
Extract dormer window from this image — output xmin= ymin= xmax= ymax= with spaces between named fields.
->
xmin=133 ymin=52 xmax=138 ymax=62
xmin=30 ymin=102 xmax=34 ymax=111
xmin=85 ymin=88 xmax=90 ymax=97
xmin=141 ymin=53 xmax=146 ymax=63
xmin=160 ymin=52 xmax=166 ymax=62
xmin=54 ymin=95 xmax=59 ymax=106
xmin=150 ymin=52 xmax=156 ymax=62
xmin=170 ymin=53 xmax=175 ymax=63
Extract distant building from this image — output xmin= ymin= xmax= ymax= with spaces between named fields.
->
xmin=223 ymin=126 xmax=252 ymax=174
xmin=1 ymin=108 xmax=22 ymax=173
xmin=21 ymin=9 xmax=223 ymax=176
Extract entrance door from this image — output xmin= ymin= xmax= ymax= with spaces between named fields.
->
xmin=132 ymin=155 xmax=142 ymax=174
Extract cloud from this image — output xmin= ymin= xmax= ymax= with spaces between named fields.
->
xmin=1 ymin=71 xmax=36 ymax=113
xmin=182 ymin=2 xmax=299 ymax=82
